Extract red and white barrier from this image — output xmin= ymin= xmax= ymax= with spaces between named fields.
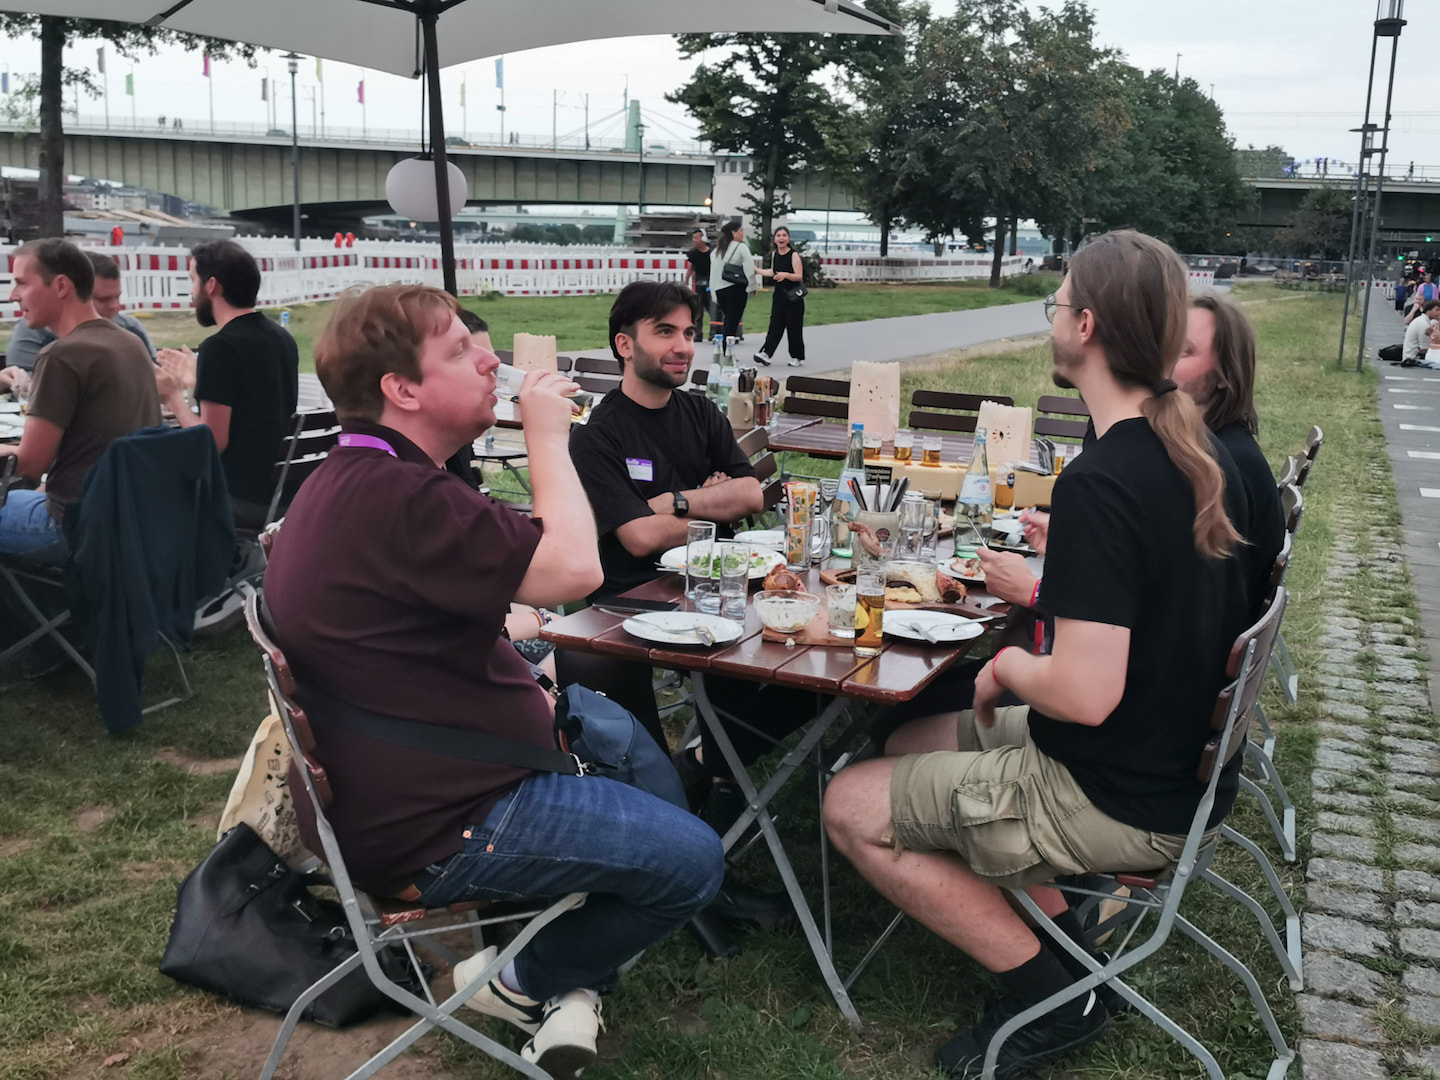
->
xmin=0 ymin=241 xmax=1031 ymax=320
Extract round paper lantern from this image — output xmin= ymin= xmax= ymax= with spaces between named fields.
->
xmin=385 ymin=156 xmax=468 ymax=223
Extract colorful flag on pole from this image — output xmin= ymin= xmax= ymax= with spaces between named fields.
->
xmin=315 ymin=57 xmax=323 ymax=81
xmin=261 ymin=77 xmax=268 ymax=101
xmin=96 ymin=47 xmax=106 ymax=74
xmin=202 ymin=53 xmax=211 ymax=77
xmin=1 ymin=73 xmax=9 ymax=95
xmin=125 ymin=73 xmax=134 ymax=96
xmin=357 ymin=79 xmax=365 ymax=105
xmin=495 ymin=57 xmax=504 ymax=89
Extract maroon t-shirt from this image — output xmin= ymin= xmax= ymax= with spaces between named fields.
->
xmin=263 ymin=421 xmax=552 ymax=895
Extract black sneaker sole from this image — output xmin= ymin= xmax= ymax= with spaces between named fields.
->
xmin=939 ymin=1010 xmax=1113 ymax=1080
xmin=531 ymin=1043 xmax=597 ymax=1079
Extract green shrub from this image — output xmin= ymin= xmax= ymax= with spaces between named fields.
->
xmin=1007 ymin=271 xmax=1062 ymax=297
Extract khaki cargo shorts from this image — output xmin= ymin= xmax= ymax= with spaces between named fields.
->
xmin=888 ymin=705 xmax=1188 ymax=889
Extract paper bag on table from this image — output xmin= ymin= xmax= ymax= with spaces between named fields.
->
xmin=847 ymin=361 xmax=900 ymax=442
xmin=512 ymin=332 xmax=558 ymax=373
xmin=976 ymin=401 xmax=1033 ymax=473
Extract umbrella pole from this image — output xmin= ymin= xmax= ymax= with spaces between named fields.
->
xmin=419 ymin=2 xmax=458 ymax=295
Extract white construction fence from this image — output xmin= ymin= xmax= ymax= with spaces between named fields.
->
xmin=0 ymin=240 xmax=1032 ymax=320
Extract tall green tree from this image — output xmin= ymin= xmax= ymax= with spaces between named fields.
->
xmin=0 ymin=16 xmax=256 ymax=237
xmin=846 ymin=0 xmax=1124 ymax=282
xmin=668 ymin=21 xmax=895 ymax=245
xmin=1274 ymin=186 xmax=1352 ymax=259
xmin=1070 ymin=70 xmax=1252 ymax=253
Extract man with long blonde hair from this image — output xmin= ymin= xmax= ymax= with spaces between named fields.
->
xmin=823 ymin=231 xmax=1252 ymax=1079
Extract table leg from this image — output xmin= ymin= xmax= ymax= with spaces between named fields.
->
xmin=691 ymin=673 xmax=861 ymax=1027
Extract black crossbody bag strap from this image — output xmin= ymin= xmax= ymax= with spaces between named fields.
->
xmin=302 ymin=683 xmax=584 ymax=777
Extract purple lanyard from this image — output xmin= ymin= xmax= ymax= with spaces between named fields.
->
xmin=337 ymin=433 xmax=397 ymax=457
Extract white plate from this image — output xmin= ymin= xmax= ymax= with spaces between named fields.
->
xmin=883 ymin=611 xmax=987 ymax=644
xmin=732 ymin=528 xmax=784 ymax=548
xmin=658 ymin=541 xmax=786 ymax=580
xmin=622 ymin=611 xmax=744 ymax=647
xmin=938 ymin=555 xmax=985 ymax=584
xmin=0 ymin=401 xmax=22 ymax=414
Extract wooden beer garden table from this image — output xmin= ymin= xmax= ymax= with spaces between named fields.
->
xmin=540 ymin=561 xmax=998 ymax=1025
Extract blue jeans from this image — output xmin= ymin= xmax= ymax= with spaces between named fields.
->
xmin=0 ymin=490 xmax=67 ymax=561
xmin=414 ymin=771 xmax=724 ymax=1002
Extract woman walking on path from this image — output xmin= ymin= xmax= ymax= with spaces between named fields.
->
xmin=754 ymin=227 xmax=806 ymax=368
xmin=710 ymin=219 xmax=758 ymax=345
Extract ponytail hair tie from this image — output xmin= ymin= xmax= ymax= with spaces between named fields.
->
xmin=1154 ymin=378 xmax=1178 ymax=396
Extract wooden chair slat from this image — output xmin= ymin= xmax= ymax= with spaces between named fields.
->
xmin=911 ymin=390 xmax=1015 ymax=410
xmin=1033 ymin=416 xmax=1090 ymax=441
xmin=908 ymin=409 xmax=978 ymax=434
xmin=1036 ymin=394 xmax=1091 ymax=418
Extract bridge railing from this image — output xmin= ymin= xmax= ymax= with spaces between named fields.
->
xmin=5 ymin=113 xmax=712 ymax=157
xmin=0 ymin=242 xmax=1032 ymax=319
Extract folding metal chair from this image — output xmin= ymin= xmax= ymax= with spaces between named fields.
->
xmin=991 ymin=589 xmax=1296 ymax=1080
xmin=1268 ymin=484 xmax=1304 ymax=707
xmin=1034 ymin=394 xmax=1091 ymax=444
xmin=196 ymin=410 xmax=340 ymax=635
xmin=0 ymin=438 xmax=198 ymax=719
xmin=243 ymin=591 xmax=586 ymax=1080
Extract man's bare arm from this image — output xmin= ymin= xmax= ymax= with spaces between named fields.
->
xmin=615 ymin=476 xmax=764 ymax=558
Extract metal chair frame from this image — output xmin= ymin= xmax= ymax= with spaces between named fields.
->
xmin=243 ymin=591 xmax=586 ymax=1080
xmin=986 ymin=589 xmax=1296 ymax=1080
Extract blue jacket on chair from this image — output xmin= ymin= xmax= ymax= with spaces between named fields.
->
xmin=68 ymin=425 xmax=235 ymax=734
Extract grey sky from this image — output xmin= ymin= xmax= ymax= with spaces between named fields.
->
xmin=0 ymin=3 xmax=1425 ymax=169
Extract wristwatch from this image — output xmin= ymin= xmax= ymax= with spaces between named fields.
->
xmin=672 ymin=491 xmax=690 ymax=517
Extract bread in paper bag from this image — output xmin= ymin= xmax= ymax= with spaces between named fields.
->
xmin=976 ymin=400 xmax=1033 ymax=472
xmin=512 ymin=332 xmax=558 ymax=373
xmin=847 ymin=361 xmax=900 ymax=442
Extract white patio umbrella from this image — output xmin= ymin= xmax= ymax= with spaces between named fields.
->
xmin=4 ymin=0 xmax=897 ymax=291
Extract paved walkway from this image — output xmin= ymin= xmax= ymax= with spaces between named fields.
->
xmin=1298 ymin=291 xmax=1440 ymax=1078
xmin=726 ymin=298 xmax=1052 ymax=377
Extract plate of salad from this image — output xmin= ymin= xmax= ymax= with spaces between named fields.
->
xmin=658 ymin=541 xmax=787 ymax=580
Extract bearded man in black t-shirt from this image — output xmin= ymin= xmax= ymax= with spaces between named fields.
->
xmin=824 ymin=231 xmax=1253 ymax=1080
xmin=566 ymin=281 xmax=816 ymax=943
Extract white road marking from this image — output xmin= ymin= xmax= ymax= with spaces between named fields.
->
xmin=1409 ymin=450 xmax=1440 ymax=459
xmin=1422 ymin=488 xmax=1440 ymax=498
xmin=1395 ymin=404 xmax=1433 ymax=410
xmin=1401 ymin=424 xmax=1440 ymax=432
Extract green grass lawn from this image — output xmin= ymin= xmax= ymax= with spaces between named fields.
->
xmin=139 ymin=280 xmax=1039 ymax=375
xmin=0 ymin=290 xmax=1371 ymax=1078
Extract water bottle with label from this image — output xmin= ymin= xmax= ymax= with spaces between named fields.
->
xmin=279 ymin=309 xmax=291 ymax=329
xmin=831 ymin=422 xmax=866 ymax=557
xmin=954 ymin=426 xmax=993 ymax=557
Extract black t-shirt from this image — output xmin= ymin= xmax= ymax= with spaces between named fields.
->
xmin=569 ymin=387 xmax=756 ymax=598
xmin=686 ymin=246 xmax=711 ymax=286
xmin=1215 ymin=423 xmax=1285 ymax=617
xmin=1030 ymin=417 xmax=1252 ymax=835
xmin=194 ymin=312 xmax=300 ymax=504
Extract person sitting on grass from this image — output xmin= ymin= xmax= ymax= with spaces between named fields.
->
xmin=263 ymin=284 xmax=724 ymax=1078
xmin=822 ymin=230 xmax=1252 ymax=1080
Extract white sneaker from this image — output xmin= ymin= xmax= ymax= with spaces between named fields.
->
xmin=453 ymin=946 xmax=546 ymax=1035
xmin=753 ymin=350 xmax=772 ymax=366
xmin=521 ymin=990 xmax=602 ymax=1078
xmin=786 ymin=358 xmax=805 ymax=368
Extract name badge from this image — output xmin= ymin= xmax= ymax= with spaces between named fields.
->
xmin=626 ymin=458 xmax=654 ymax=482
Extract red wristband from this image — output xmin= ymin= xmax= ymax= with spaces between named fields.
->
xmin=1029 ymin=578 xmax=1042 ymax=608
xmin=992 ymin=646 xmax=1015 ymax=690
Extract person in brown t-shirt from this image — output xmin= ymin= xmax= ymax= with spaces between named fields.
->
xmin=0 ymin=239 xmax=159 ymax=561
xmin=263 ymin=284 xmax=723 ymax=1074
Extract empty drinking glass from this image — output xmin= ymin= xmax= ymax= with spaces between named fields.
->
xmin=898 ymin=493 xmax=930 ymax=559
xmin=685 ymin=521 xmax=717 ymax=601
xmin=718 ymin=541 xmax=751 ymax=620
xmin=826 ymin=583 xmax=857 ymax=639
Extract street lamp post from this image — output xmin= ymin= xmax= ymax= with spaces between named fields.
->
xmin=285 ymin=52 xmax=301 ymax=251
xmin=1346 ymin=1 xmax=1407 ymax=371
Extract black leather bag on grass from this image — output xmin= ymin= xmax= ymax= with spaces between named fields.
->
xmin=160 ymin=823 xmax=422 ymax=1027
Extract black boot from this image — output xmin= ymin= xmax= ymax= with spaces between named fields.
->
xmin=1046 ymin=907 xmax=1127 ymax=1016
xmin=935 ymin=946 xmax=1110 ymax=1080
xmin=686 ymin=908 xmax=740 ymax=958
xmin=705 ymin=874 xmax=795 ymax=930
